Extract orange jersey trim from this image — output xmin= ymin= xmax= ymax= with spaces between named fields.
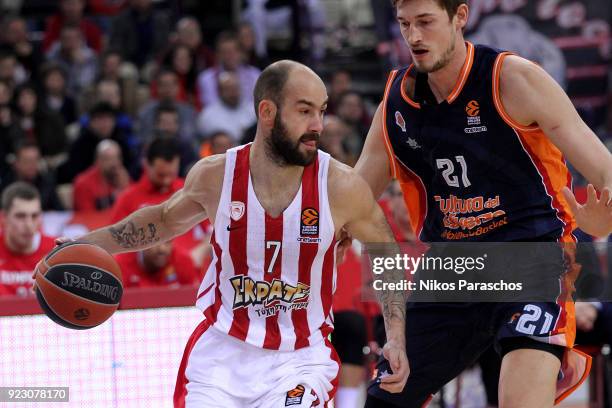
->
xmin=447 ymin=41 xmax=475 ymax=103
xmin=492 ymin=52 xmax=540 ymax=132
xmin=514 ymin=128 xmax=576 ymax=239
xmin=381 ymin=70 xmax=399 ymax=179
xmin=395 ymin=160 xmax=428 ymax=239
xmin=400 ymin=41 xmax=475 ymax=107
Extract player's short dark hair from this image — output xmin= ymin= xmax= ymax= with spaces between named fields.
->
xmin=145 ymin=137 xmax=181 ymax=164
xmin=253 ymin=61 xmax=295 ymax=118
xmin=1 ymin=181 xmax=40 ymax=212
xmin=391 ymin=0 xmax=467 ymax=19
xmin=154 ymin=101 xmax=178 ymax=122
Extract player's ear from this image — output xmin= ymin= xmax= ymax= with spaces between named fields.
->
xmin=258 ymin=99 xmax=277 ymax=127
xmin=455 ymin=4 xmax=468 ymax=30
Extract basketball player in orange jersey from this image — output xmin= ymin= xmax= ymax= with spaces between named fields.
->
xmin=358 ymin=0 xmax=612 ymax=407
xmin=37 ymin=60 xmax=410 ymax=407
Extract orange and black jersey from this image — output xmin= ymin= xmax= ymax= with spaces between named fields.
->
xmin=381 ymin=42 xmax=576 ymax=242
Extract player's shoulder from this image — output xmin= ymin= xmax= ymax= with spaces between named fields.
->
xmin=183 ymin=153 xmax=227 ymax=198
xmin=499 ymin=54 xmax=547 ymax=92
xmin=327 ymin=158 xmax=374 ymax=204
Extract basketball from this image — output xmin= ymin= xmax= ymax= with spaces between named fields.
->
xmin=34 ymin=242 xmax=123 ymax=330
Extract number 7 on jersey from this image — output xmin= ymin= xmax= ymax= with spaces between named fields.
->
xmin=265 ymin=241 xmax=281 ymax=273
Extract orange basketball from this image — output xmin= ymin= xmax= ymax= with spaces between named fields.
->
xmin=34 ymin=242 xmax=123 ymax=330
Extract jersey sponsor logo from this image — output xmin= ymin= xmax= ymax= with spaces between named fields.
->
xmin=301 ymin=208 xmax=319 ymax=236
xmin=395 ymin=111 xmax=407 ymax=132
xmin=285 ymin=385 xmax=305 ymax=406
xmin=464 ymin=126 xmax=487 ymax=133
xmin=230 ymin=276 xmax=310 ymax=317
xmin=434 ymin=194 xmax=508 ymax=236
xmin=230 ymin=201 xmax=245 ymax=221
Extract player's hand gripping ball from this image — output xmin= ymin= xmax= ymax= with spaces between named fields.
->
xmin=34 ymin=242 xmax=123 ymax=329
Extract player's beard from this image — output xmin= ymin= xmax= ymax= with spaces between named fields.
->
xmin=266 ymin=111 xmax=319 ymax=167
xmin=416 ymin=28 xmax=457 ymax=73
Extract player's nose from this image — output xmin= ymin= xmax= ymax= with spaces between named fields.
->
xmin=309 ymin=114 xmax=324 ymax=134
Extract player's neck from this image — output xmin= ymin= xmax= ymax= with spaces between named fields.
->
xmin=250 ymin=140 xmax=304 ymax=188
xmin=427 ymin=40 xmax=468 ymax=103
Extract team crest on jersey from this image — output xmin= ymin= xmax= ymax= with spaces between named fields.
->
xmin=230 ymin=276 xmax=310 ymax=317
xmin=395 ymin=111 xmax=407 ymax=132
xmin=285 ymin=385 xmax=305 ymax=406
xmin=230 ymin=201 xmax=245 ymax=221
xmin=300 ymin=207 xmax=319 ymax=236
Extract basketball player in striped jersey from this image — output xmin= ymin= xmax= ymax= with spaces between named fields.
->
xmin=356 ymin=0 xmax=612 ymax=407
xmin=46 ymin=60 xmax=410 ymax=407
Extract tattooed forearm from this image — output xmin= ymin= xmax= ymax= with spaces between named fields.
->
xmin=109 ymin=221 xmax=161 ymax=249
xmin=371 ymin=218 xmax=407 ymax=336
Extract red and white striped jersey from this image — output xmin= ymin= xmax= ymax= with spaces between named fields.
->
xmin=196 ymin=144 xmax=338 ymax=351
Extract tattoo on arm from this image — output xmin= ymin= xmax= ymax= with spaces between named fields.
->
xmin=371 ymin=218 xmax=407 ymax=332
xmin=109 ymin=221 xmax=161 ymax=249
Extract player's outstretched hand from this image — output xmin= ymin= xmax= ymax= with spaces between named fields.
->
xmin=380 ymin=339 xmax=410 ymax=393
xmin=562 ymin=185 xmax=612 ymax=238
xmin=31 ymin=237 xmax=75 ymax=291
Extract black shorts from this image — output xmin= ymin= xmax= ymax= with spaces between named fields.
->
xmin=366 ymin=301 xmax=568 ymax=408
xmin=331 ymin=311 xmax=368 ymax=366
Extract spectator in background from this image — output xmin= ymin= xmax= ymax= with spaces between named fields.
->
xmin=0 ymin=141 xmax=63 ymax=211
xmin=40 ymin=63 xmax=77 ymax=125
xmin=138 ymin=70 xmax=197 ymax=144
xmin=319 ymin=115 xmax=352 ymax=165
xmin=80 ymin=79 xmax=136 ymax=152
xmin=46 ymin=25 xmax=98 ymax=98
xmin=43 ymin=0 xmax=103 ymax=54
xmin=0 ymin=48 xmax=27 ymax=89
xmin=197 ymin=71 xmax=256 ymax=143
xmin=99 ymin=49 xmax=123 ymax=82
xmin=73 ymin=139 xmax=130 ymax=211
xmin=111 ymin=137 xmax=183 ymax=222
xmin=109 ymin=0 xmax=171 ymax=68
xmin=0 ymin=17 xmax=43 ymax=81
xmin=12 ymin=82 xmax=67 ymax=158
xmin=326 ymin=69 xmax=352 ymax=115
xmin=155 ymin=45 xmax=200 ymax=110
xmin=0 ymin=80 xmax=20 ymax=170
xmin=152 ymin=102 xmax=198 ymax=176
xmin=58 ymin=102 xmax=134 ymax=183
xmin=198 ymin=130 xmax=236 ymax=158
xmin=335 ymin=90 xmax=371 ymax=157
xmin=237 ymin=21 xmax=267 ymax=70
xmin=115 ymin=240 xmax=199 ymax=288
xmin=0 ymin=182 xmax=55 ymax=297
xmin=209 ymin=131 xmax=235 ymax=155
xmin=197 ymin=31 xmax=260 ymax=108
xmin=164 ymin=17 xmax=215 ymax=73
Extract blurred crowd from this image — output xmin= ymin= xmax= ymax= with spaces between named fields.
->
xmin=0 ymin=0 xmax=610 ymax=406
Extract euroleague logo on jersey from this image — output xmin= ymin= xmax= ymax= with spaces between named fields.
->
xmin=464 ymin=100 xmax=487 ymax=133
xmin=300 ymin=207 xmax=319 ymax=236
xmin=465 ymin=100 xmax=480 ymax=116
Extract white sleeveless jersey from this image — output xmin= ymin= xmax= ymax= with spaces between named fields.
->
xmin=195 ymin=144 xmax=338 ymax=351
